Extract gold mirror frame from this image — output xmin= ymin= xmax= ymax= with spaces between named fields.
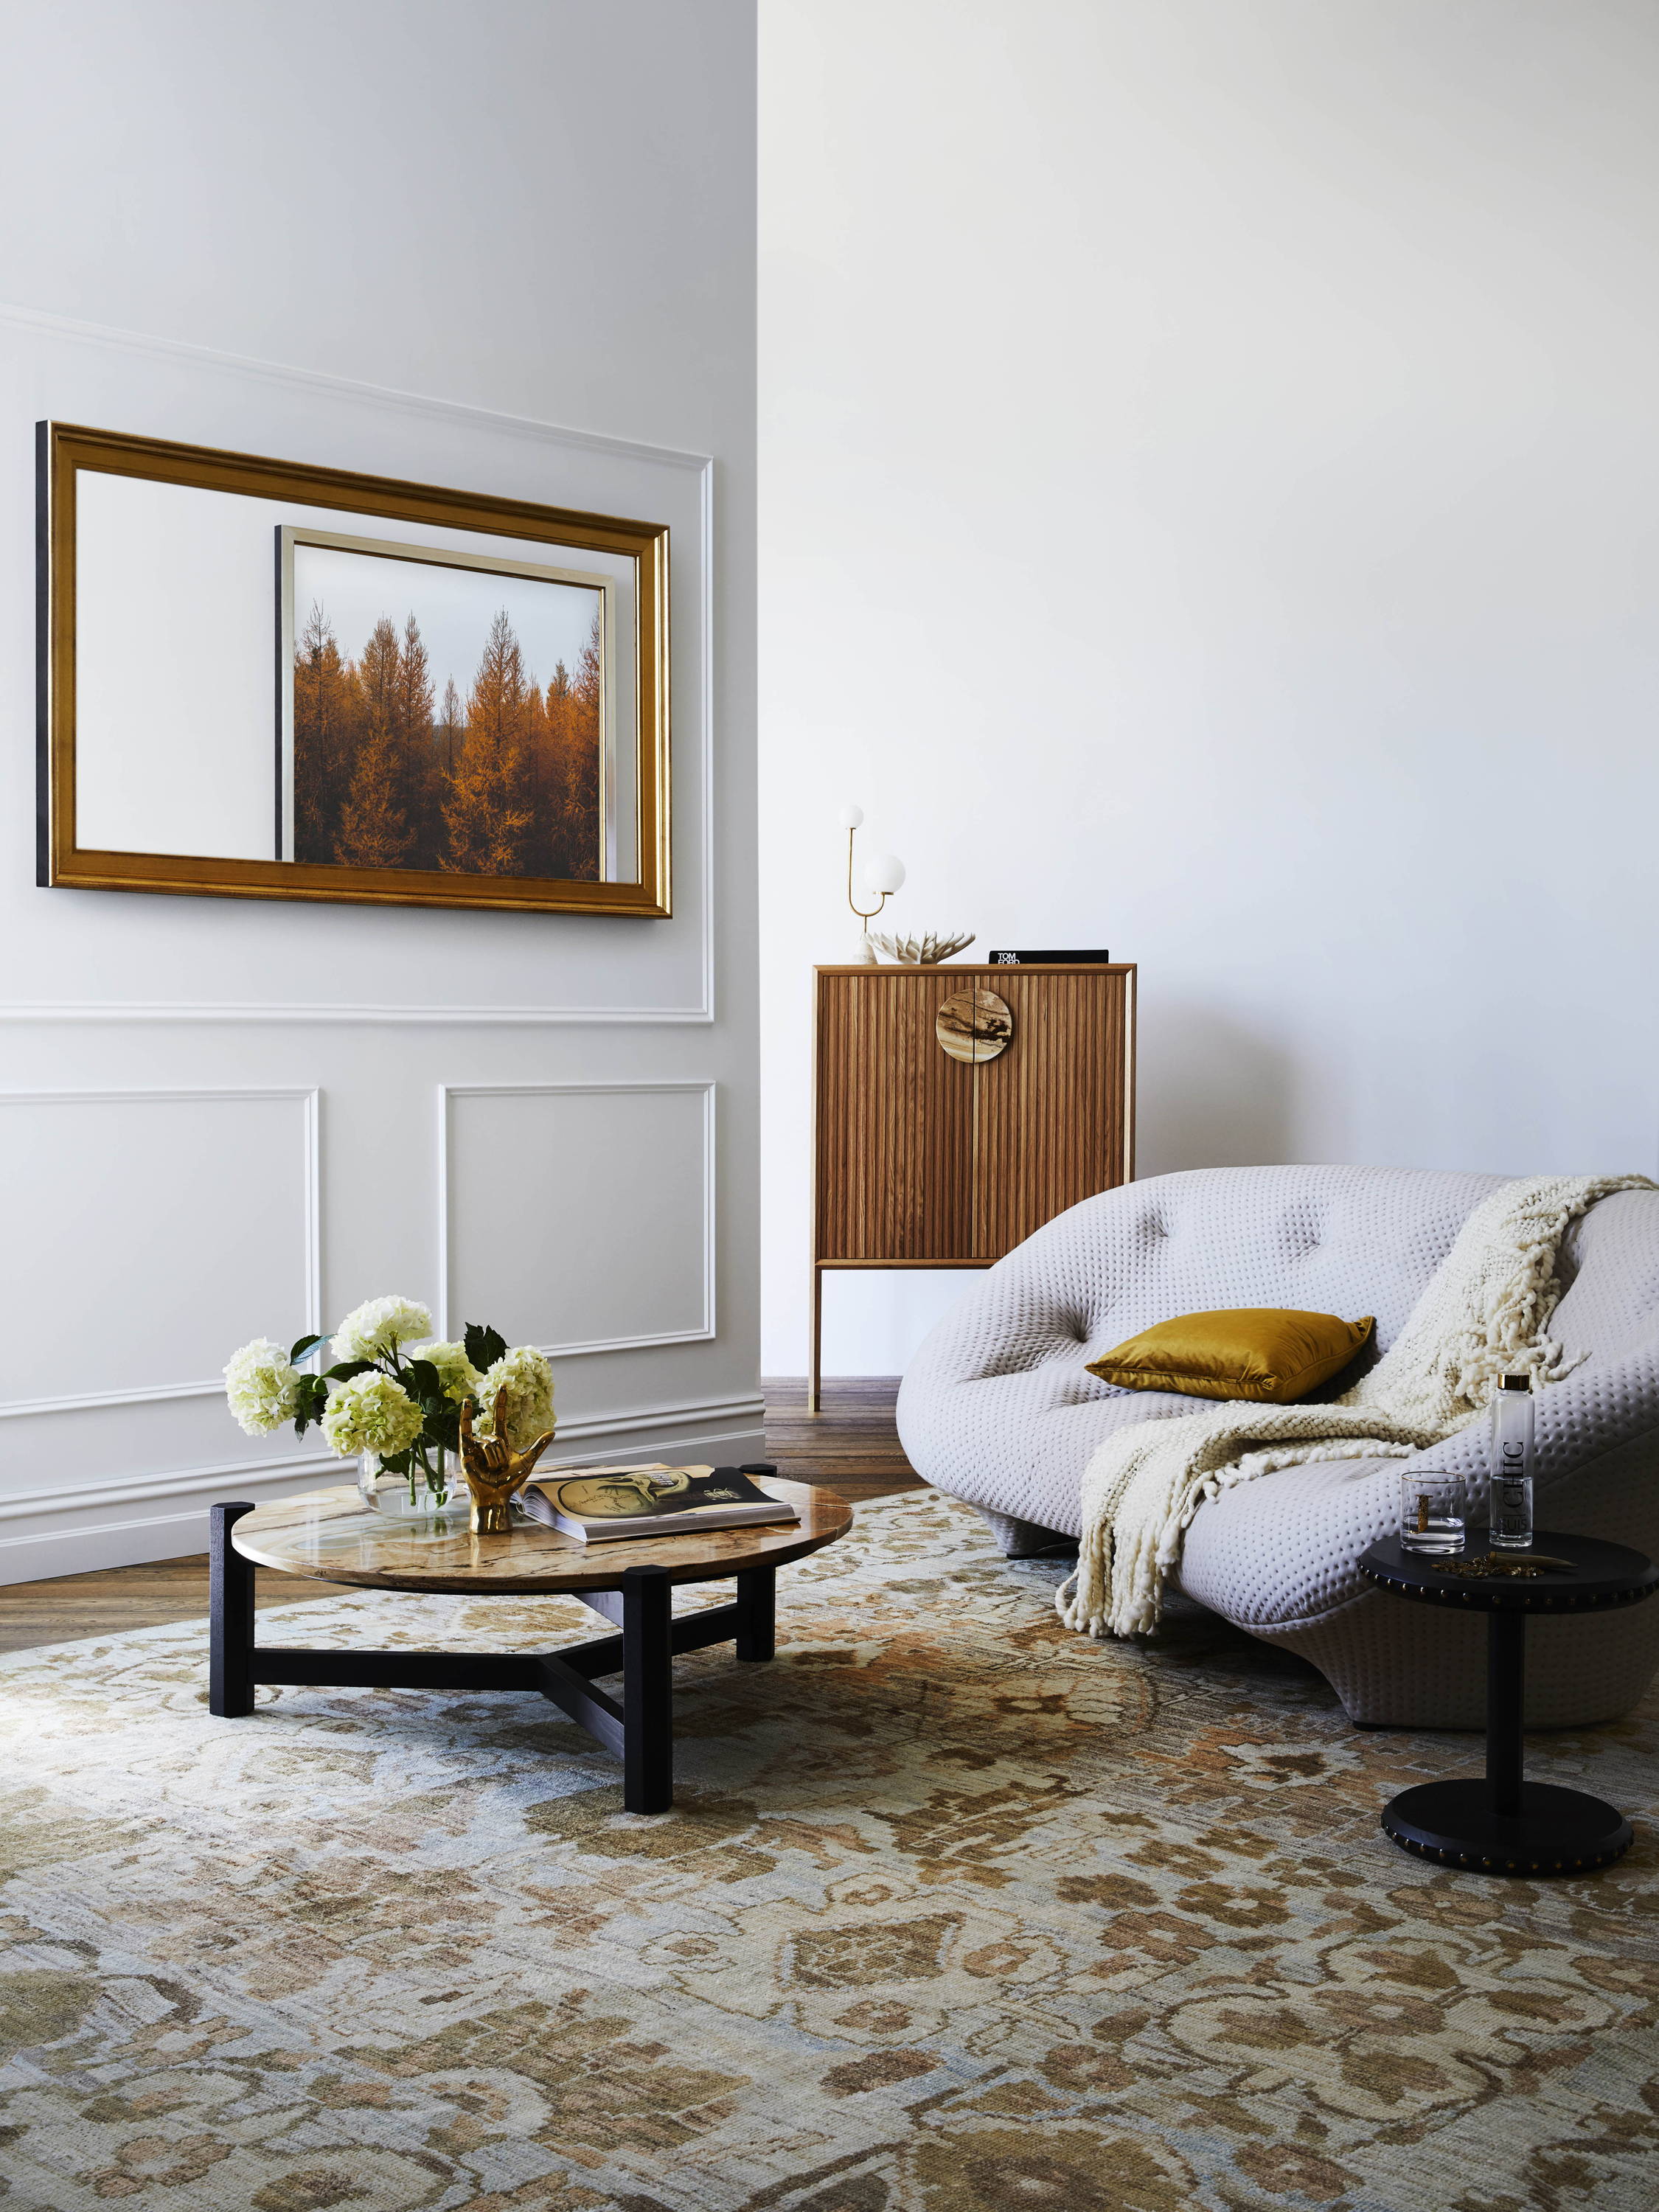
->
xmin=37 ymin=422 xmax=671 ymax=917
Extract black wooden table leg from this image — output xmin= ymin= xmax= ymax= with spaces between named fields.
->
xmin=622 ymin=1564 xmax=673 ymax=1814
xmin=1486 ymin=1609 xmax=1525 ymax=1818
xmin=209 ymin=1503 xmax=257 ymax=1718
xmin=735 ymin=1565 xmax=776 ymax=1662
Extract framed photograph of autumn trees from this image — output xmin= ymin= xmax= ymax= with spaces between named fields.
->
xmin=279 ymin=529 xmax=616 ymax=883
xmin=38 ymin=422 xmax=671 ymax=915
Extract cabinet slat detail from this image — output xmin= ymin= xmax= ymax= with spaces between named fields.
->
xmin=810 ymin=963 xmax=1135 ymax=1405
xmin=814 ymin=970 xmax=974 ymax=1261
xmin=972 ymin=969 xmax=1127 ymax=1256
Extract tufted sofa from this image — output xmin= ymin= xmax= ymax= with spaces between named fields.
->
xmin=895 ymin=1165 xmax=1659 ymax=1727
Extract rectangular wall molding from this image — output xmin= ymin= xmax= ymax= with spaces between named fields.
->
xmin=0 ymin=295 xmax=756 ymax=1585
xmin=438 ymin=1081 xmax=717 ymax=1357
xmin=0 ymin=1086 xmax=319 ymax=1418
xmin=0 ymin=301 xmax=716 ymax=1026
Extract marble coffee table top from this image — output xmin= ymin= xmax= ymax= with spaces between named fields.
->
xmin=231 ymin=1480 xmax=852 ymax=1595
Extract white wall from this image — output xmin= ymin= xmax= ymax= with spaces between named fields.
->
xmin=760 ymin=0 xmax=1659 ymax=1376
xmin=0 ymin=0 xmax=759 ymax=1575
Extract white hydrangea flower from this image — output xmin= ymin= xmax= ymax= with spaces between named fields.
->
xmin=474 ymin=1346 xmax=556 ymax=1448
xmin=332 ymin=1295 xmax=434 ymax=1363
xmin=223 ymin=1338 xmax=301 ymax=1436
xmin=320 ymin=1371 xmax=425 ymax=1458
xmin=407 ymin=1340 xmax=482 ymax=1405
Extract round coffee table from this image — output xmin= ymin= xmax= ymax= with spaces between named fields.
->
xmin=210 ymin=1472 xmax=851 ymax=1814
xmin=1359 ymin=1526 xmax=1658 ymax=1876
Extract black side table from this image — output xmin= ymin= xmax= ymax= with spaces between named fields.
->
xmin=1360 ymin=1527 xmax=1658 ymax=1877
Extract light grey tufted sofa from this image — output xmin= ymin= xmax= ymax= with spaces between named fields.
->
xmin=895 ymin=1166 xmax=1659 ymax=1727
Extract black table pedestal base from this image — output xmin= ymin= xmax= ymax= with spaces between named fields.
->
xmin=1381 ymin=1778 xmax=1632 ymax=1877
xmin=1360 ymin=1531 xmax=1659 ymax=1880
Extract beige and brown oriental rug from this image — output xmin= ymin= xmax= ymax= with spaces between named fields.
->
xmin=1 ymin=1491 xmax=1657 ymax=2211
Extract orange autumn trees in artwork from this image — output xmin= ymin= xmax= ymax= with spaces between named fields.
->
xmin=442 ymin=611 xmax=534 ymax=875
xmin=292 ymin=602 xmax=602 ymax=878
xmin=333 ymin=616 xmax=417 ymax=869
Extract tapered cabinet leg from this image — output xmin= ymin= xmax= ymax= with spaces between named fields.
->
xmin=807 ymin=1265 xmax=824 ymax=1414
xmin=209 ymin=1502 xmax=257 ymax=1718
xmin=735 ymin=1567 xmax=776 ymax=1663
xmin=622 ymin=1564 xmax=673 ymax=1814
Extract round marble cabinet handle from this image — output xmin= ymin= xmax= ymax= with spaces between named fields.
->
xmin=936 ymin=987 xmax=1014 ymax=1063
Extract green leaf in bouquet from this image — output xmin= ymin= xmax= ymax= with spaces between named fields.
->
xmin=425 ymin=1404 xmax=461 ymax=1454
xmin=289 ymin=1334 xmax=327 ymax=1364
xmin=378 ymin=1449 xmax=415 ymax=1475
xmin=293 ymin=1373 xmax=329 ymax=1436
xmin=324 ymin=1360 xmax=377 ymax=1382
xmin=406 ymin=1358 xmax=442 ymax=1402
xmin=464 ymin=1322 xmax=509 ymax=1371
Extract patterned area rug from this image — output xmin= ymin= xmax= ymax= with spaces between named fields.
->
xmin=1 ymin=1489 xmax=1656 ymax=2212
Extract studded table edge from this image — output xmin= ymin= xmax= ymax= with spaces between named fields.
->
xmin=1378 ymin=1809 xmax=1634 ymax=1878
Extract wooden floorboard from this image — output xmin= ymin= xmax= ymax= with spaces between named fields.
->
xmin=0 ymin=1555 xmax=349 ymax=1652
xmin=0 ymin=1377 xmax=922 ymax=1654
xmin=759 ymin=1374 xmax=922 ymax=1496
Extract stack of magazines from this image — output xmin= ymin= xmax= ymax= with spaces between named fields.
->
xmin=518 ymin=1461 xmax=799 ymax=1545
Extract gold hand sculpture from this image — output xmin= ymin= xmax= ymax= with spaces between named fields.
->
xmin=458 ymin=1391 xmax=557 ymax=1534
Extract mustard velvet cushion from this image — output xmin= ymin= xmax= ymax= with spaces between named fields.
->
xmin=1085 ymin=1308 xmax=1375 ymax=1405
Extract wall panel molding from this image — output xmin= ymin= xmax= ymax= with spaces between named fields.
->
xmin=0 ymin=1086 xmax=319 ymax=1418
xmin=0 ymin=1448 xmax=342 ymax=1523
xmin=553 ymin=1388 xmax=762 ymax=1447
xmin=0 ymin=1392 xmax=764 ymax=1528
xmin=0 ymin=302 xmax=716 ymax=1026
xmin=0 ymin=260 xmax=754 ymax=1583
xmin=0 ymin=302 xmax=713 ymax=473
xmin=438 ymin=1080 xmax=717 ymax=1356
xmin=0 ymin=999 xmax=713 ymax=1025
xmin=0 ymin=1388 xmax=767 ymax=1584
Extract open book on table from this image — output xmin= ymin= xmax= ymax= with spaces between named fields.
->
xmin=519 ymin=1462 xmax=799 ymax=1544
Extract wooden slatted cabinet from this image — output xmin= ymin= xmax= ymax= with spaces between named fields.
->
xmin=810 ymin=962 xmax=1136 ymax=1407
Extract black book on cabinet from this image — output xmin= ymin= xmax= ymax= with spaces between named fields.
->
xmin=987 ymin=949 xmax=1112 ymax=964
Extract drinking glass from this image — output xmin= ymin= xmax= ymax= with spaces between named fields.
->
xmin=1399 ymin=1472 xmax=1465 ymax=1554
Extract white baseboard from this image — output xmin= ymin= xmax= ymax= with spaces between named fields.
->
xmin=0 ymin=1394 xmax=768 ymax=1585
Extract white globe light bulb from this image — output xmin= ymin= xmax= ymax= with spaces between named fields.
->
xmin=838 ymin=802 xmax=865 ymax=830
xmin=864 ymin=852 xmax=905 ymax=895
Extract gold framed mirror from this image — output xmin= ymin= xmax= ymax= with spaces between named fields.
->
xmin=37 ymin=422 xmax=671 ymax=916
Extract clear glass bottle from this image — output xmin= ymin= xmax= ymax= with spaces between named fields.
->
xmin=1489 ymin=1371 xmax=1534 ymax=1549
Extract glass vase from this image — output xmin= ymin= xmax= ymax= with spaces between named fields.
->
xmin=358 ymin=1451 xmax=467 ymax=1523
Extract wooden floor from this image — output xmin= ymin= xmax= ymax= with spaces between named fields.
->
xmin=757 ymin=1374 xmax=921 ymax=1497
xmin=0 ymin=1379 xmax=921 ymax=1654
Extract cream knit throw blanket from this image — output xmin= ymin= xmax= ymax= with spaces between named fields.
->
xmin=1057 ymin=1174 xmax=1655 ymax=1641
